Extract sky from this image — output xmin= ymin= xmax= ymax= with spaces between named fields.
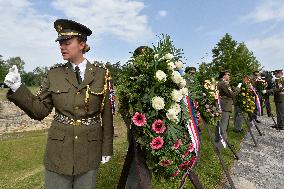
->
xmin=0 ymin=0 xmax=283 ymax=72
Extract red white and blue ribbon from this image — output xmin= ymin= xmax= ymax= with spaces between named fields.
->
xmin=183 ymin=96 xmax=201 ymax=163
xmin=250 ymin=84 xmax=261 ymax=115
xmin=108 ymin=80 xmax=116 ymax=115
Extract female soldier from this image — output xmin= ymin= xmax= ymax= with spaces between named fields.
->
xmin=4 ymin=19 xmax=114 ymax=189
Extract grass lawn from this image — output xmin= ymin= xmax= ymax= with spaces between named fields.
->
xmin=0 ymin=87 xmax=275 ymax=188
xmin=0 ymin=113 xmax=246 ymax=189
xmin=0 ymin=86 xmax=39 ymax=101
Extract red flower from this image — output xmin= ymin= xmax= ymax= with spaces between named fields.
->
xmin=152 ymin=119 xmax=167 ymax=134
xmin=160 ymin=159 xmax=172 ymax=167
xmin=150 ymin=136 xmax=164 ymax=150
xmin=179 ymin=156 xmax=197 ymax=170
xmin=172 ymin=170 xmax=181 ymax=177
xmin=182 ymin=143 xmax=195 ymax=159
xmin=132 ymin=112 xmax=146 ymax=126
xmin=179 ymin=160 xmax=191 ymax=170
xmin=173 ymin=139 xmax=182 ymax=150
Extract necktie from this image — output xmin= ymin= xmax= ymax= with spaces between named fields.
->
xmin=75 ymin=66 xmax=82 ymax=84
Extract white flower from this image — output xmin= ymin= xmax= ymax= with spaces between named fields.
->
xmin=170 ymin=103 xmax=181 ymax=114
xmin=164 ymin=53 xmax=174 ymax=60
xmin=152 ymin=96 xmax=165 ymax=110
xmin=166 ymin=108 xmax=178 ymax=122
xmin=180 ymin=87 xmax=189 ymax=96
xmin=171 ymin=89 xmax=183 ymax=102
xmin=154 ymin=54 xmax=159 ymax=60
xmin=167 ymin=62 xmax=176 ymax=70
xmin=155 ymin=70 xmax=167 ymax=82
xmin=179 ymin=78 xmax=187 ymax=88
xmin=175 ymin=61 xmax=183 ymax=69
xmin=171 ymin=71 xmax=182 ymax=84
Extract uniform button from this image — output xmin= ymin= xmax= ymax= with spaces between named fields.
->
xmin=56 ymin=90 xmax=60 ymax=93
xmin=74 ymin=106 xmax=79 ymax=110
xmin=75 ymin=136 xmax=78 ymax=139
xmin=76 ymin=92 xmax=81 ymax=95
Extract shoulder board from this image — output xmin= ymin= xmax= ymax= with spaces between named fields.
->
xmin=50 ymin=63 xmax=66 ymax=70
xmin=93 ymin=62 xmax=107 ymax=70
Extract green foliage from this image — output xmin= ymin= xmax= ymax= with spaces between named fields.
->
xmin=105 ymin=61 xmax=122 ymax=85
xmin=200 ymin=33 xmax=260 ymax=87
xmin=0 ymin=55 xmax=8 ymax=83
xmin=6 ymin=57 xmax=25 ymax=75
xmin=116 ymin=35 xmax=195 ymax=179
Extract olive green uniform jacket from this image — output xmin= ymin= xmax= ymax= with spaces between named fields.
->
xmin=7 ymin=61 xmax=114 ymax=176
xmin=217 ymin=80 xmax=240 ymax=112
xmin=267 ymin=77 xmax=284 ymax=103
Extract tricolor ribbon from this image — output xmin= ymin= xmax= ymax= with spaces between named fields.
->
xmin=108 ymin=80 xmax=116 ymax=115
xmin=179 ymin=96 xmax=202 ymax=189
xmin=250 ymin=85 xmax=261 ymax=115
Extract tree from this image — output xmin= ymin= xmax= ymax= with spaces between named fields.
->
xmin=6 ymin=57 xmax=25 ymax=74
xmin=0 ymin=55 xmax=8 ymax=82
xmin=105 ymin=61 xmax=122 ymax=85
xmin=200 ymin=33 xmax=260 ymax=87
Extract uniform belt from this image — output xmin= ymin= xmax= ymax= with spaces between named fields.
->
xmin=53 ymin=113 xmax=101 ymax=126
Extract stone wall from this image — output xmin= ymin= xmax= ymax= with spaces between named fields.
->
xmin=0 ymin=101 xmax=54 ymax=135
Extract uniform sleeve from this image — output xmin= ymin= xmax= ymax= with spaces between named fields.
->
xmin=218 ymin=82 xmax=234 ymax=98
xmin=6 ymin=73 xmax=54 ymax=121
xmin=101 ymin=71 xmax=114 ymax=156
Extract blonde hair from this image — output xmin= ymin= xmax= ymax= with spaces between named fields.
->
xmin=83 ymin=43 xmax=90 ymax=54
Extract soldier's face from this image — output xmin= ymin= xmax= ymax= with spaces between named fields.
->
xmin=224 ymin=73 xmax=230 ymax=81
xmin=59 ymin=38 xmax=85 ymax=61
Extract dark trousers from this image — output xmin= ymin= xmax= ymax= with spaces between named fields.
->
xmin=276 ymin=102 xmax=284 ymax=127
xmin=264 ymin=98 xmax=272 ymax=116
xmin=234 ymin=105 xmax=243 ymax=131
xmin=45 ymin=169 xmax=98 ymax=189
xmin=219 ymin=111 xmax=230 ymax=141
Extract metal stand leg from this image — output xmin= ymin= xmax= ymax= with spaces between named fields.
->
xmin=242 ymin=113 xmax=257 ymax=147
xmin=202 ymin=117 xmax=236 ymax=189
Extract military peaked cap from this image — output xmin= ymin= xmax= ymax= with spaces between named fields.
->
xmin=54 ymin=19 xmax=92 ymax=42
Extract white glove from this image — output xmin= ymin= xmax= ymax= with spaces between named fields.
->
xmin=4 ymin=65 xmax=21 ymax=92
xmin=101 ymin=156 xmax=111 ymax=164
xmin=237 ymin=83 xmax=242 ymax=88
xmin=262 ymin=90 xmax=267 ymax=94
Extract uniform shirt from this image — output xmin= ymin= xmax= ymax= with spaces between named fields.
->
xmin=71 ymin=59 xmax=87 ymax=81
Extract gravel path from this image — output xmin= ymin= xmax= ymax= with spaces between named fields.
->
xmin=223 ymin=115 xmax=284 ymax=189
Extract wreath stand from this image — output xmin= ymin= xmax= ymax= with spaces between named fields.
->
xmin=241 ymin=112 xmax=263 ymax=147
xmin=201 ymin=116 xmax=236 ymax=189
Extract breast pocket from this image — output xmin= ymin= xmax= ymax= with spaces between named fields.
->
xmin=48 ymin=85 xmax=70 ymax=108
xmin=88 ymin=86 xmax=105 ymax=112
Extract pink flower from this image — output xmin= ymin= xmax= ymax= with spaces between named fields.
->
xmin=132 ymin=112 xmax=146 ymax=126
xmin=150 ymin=136 xmax=164 ymax=150
xmin=189 ymin=143 xmax=195 ymax=152
xmin=182 ymin=143 xmax=195 ymax=159
xmin=173 ymin=139 xmax=182 ymax=150
xmin=160 ymin=159 xmax=172 ymax=167
xmin=152 ymin=119 xmax=167 ymax=134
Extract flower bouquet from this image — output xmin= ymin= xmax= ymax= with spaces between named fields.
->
xmin=186 ymin=73 xmax=221 ymax=125
xmin=254 ymin=77 xmax=268 ymax=99
xmin=117 ymin=35 xmax=198 ymax=179
xmin=236 ymin=83 xmax=255 ymax=114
